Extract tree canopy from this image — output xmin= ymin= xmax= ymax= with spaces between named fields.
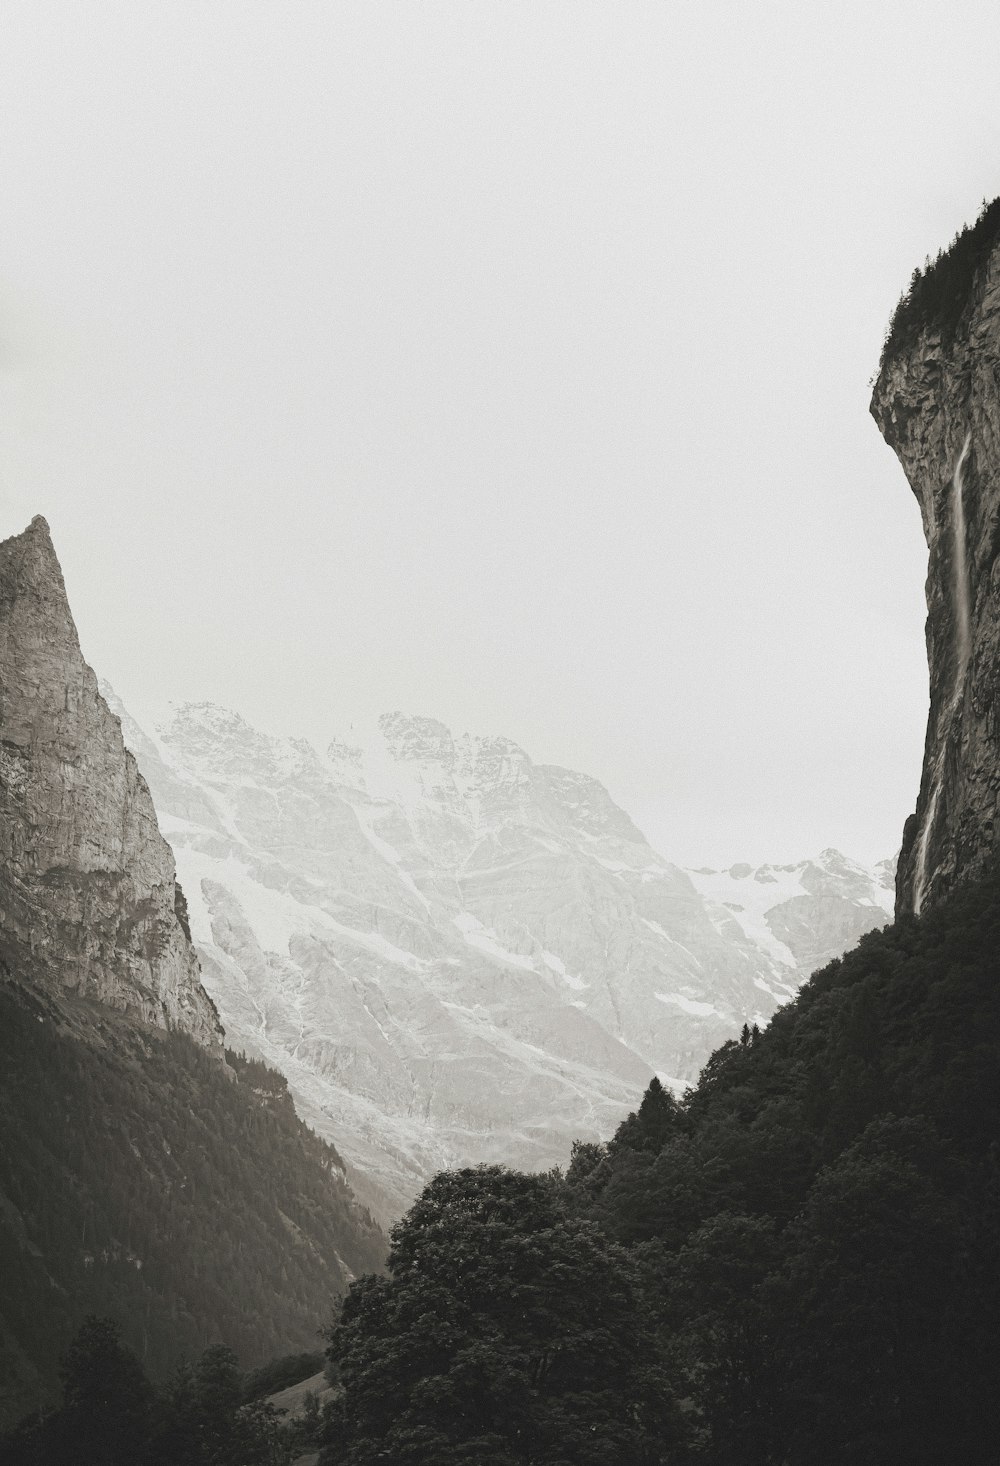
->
xmin=878 ymin=193 xmax=1000 ymax=373
xmin=324 ymin=1165 xmax=679 ymax=1465
xmin=325 ymin=867 xmax=1000 ymax=1464
xmin=0 ymin=1321 xmax=303 ymax=1466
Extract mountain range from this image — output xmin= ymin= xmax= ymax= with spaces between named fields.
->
xmin=105 ymin=691 xmax=894 ymax=1221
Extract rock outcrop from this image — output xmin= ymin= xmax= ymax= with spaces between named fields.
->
xmin=0 ymin=517 xmax=221 ymax=1045
xmin=872 ymin=220 xmax=1000 ymax=915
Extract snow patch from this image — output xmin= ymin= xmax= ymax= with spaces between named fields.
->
xmin=541 ymin=950 xmax=588 ymax=991
xmin=172 ymin=846 xmax=427 ymax=972
xmin=349 ymin=801 xmax=431 ymax=910
xmin=452 ymin=912 xmax=537 ymax=971
xmin=687 ymin=864 xmax=804 ymax=968
xmin=655 ymin=992 xmax=724 ymax=1019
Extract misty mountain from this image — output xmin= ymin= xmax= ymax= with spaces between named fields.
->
xmin=106 ymin=691 xmax=893 ymax=1221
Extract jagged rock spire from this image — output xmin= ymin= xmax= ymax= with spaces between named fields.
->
xmin=0 ymin=516 xmax=222 ymax=1045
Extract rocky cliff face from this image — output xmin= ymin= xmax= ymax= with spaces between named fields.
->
xmin=0 ymin=518 xmax=221 ymax=1046
xmin=107 ymin=691 xmax=892 ymax=1220
xmin=872 ymin=237 xmax=1000 ymax=916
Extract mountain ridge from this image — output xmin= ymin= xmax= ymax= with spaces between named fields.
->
xmin=106 ymin=688 xmax=893 ymax=1222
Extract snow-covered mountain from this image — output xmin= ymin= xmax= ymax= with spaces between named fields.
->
xmin=105 ymin=689 xmax=893 ymax=1222
xmin=687 ymin=852 xmax=896 ymax=979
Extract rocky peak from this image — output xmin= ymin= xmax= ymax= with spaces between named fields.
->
xmin=540 ymin=764 xmax=648 ymax=844
xmin=161 ymin=702 xmax=316 ymax=783
xmin=872 ymin=215 xmax=1000 ymax=915
xmin=0 ymin=518 xmax=221 ymax=1046
xmin=379 ymin=711 xmax=456 ymax=765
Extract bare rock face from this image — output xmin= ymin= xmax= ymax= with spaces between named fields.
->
xmin=871 ymin=245 xmax=1000 ymax=916
xmin=0 ymin=517 xmax=221 ymax=1046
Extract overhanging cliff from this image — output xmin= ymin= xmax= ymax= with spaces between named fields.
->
xmin=872 ymin=200 xmax=1000 ymax=915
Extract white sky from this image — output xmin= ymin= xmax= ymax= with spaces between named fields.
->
xmin=2 ymin=2 xmax=998 ymax=868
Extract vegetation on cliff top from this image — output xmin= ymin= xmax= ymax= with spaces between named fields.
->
xmin=878 ymin=194 xmax=1000 ymax=376
xmin=325 ymin=1165 xmax=678 ymax=1464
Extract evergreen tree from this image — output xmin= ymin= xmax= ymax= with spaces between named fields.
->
xmin=156 ymin=1345 xmax=290 ymax=1466
xmin=609 ymin=1076 xmax=683 ymax=1156
xmin=55 ymin=1316 xmax=153 ymax=1466
xmin=0 ymin=1317 xmax=155 ymax=1466
xmin=568 ymin=867 xmax=1000 ymax=1462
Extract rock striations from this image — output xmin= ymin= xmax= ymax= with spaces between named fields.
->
xmin=0 ymin=516 xmax=221 ymax=1046
xmin=872 ymin=216 xmax=1000 ymax=916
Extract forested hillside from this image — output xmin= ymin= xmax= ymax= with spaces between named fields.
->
xmin=878 ymin=193 xmax=1000 ymax=369
xmin=324 ymin=869 xmax=1000 ymax=1464
xmin=0 ymin=970 xmax=385 ymax=1430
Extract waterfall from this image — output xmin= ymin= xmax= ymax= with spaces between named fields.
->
xmin=912 ymin=432 xmax=973 ymax=916
xmin=952 ymin=433 xmax=973 ymax=670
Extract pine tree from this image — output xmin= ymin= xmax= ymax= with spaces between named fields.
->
xmin=610 ymin=1075 xmax=682 ymax=1155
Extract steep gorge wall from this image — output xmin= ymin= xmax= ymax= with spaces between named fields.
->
xmin=0 ymin=517 xmax=388 ymax=1425
xmin=0 ymin=517 xmax=221 ymax=1045
xmin=872 ymin=234 xmax=1000 ymax=915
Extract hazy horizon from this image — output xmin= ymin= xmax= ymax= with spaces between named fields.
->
xmin=4 ymin=4 xmax=1000 ymax=868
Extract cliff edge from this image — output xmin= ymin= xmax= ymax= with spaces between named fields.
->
xmin=0 ymin=516 xmax=222 ymax=1045
xmin=871 ymin=200 xmax=1000 ymax=915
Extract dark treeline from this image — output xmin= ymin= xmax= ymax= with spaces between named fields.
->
xmin=321 ymin=869 xmax=1000 ymax=1464
xmin=0 ymin=976 xmax=384 ymax=1429
xmin=0 ymin=1316 xmax=321 ymax=1466
xmin=6 ymin=872 xmax=1000 ymax=1461
xmin=878 ymin=193 xmax=1000 ymax=372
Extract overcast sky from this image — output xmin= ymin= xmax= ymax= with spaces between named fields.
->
xmin=2 ymin=2 xmax=999 ymax=868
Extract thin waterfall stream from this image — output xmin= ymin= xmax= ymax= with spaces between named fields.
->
xmin=913 ymin=432 xmax=972 ymax=915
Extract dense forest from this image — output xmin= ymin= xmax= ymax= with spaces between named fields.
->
xmin=0 ymin=970 xmax=384 ymax=1431
xmin=0 ymin=1317 xmax=324 ymax=1465
xmin=878 ymin=193 xmax=1000 ymax=370
xmin=5 ymin=867 xmax=1000 ymax=1461
xmin=321 ymin=867 xmax=1000 ymax=1464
